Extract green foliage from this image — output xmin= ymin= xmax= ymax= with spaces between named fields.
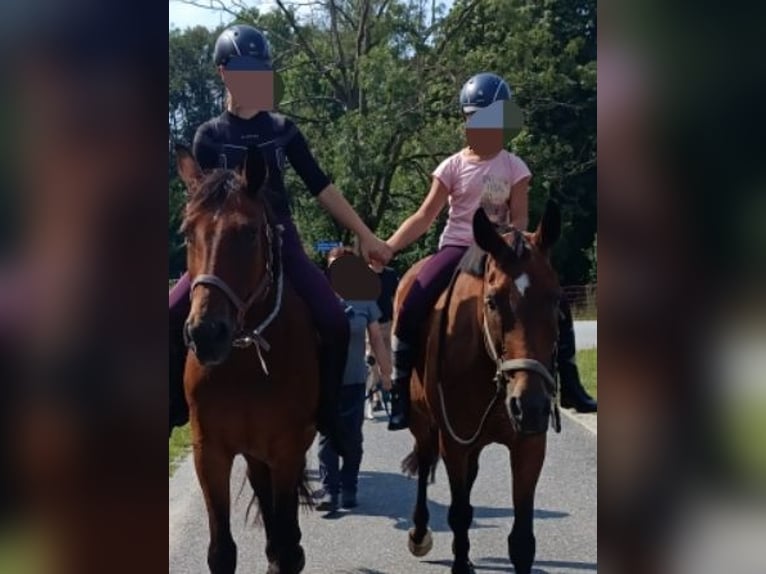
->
xmin=168 ymin=0 xmax=596 ymax=283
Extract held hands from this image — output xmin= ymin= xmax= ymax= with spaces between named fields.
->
xmin=359 ymin=232 xmax=393 ymax=266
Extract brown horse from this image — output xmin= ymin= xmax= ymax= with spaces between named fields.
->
xmin=175 ymin=145 xmax=319 ymax=574
xmin=397 ymin=201 xmax=562 ymax=574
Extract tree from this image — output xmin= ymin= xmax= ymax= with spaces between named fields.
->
xmin=170 ymin=0 xmax=597 ymax=283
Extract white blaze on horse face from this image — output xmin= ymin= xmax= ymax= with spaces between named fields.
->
xmin=514 ymin=273 xmax=530 ymax=297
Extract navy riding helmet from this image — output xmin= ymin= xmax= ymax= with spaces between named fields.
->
xmin=214 ymin=24 xmax=273 ymax=69
xmin=459 ymin=72 xmax=512 ymax=114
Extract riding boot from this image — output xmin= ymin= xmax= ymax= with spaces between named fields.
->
xmin=558 ymin=359 xmax=597 ymax=412
xmin=317 ymin=342 xmax=348 ymax=457
xmin=388 ymin=336 xmax=414 ymax=431
xmin=557 ymin=297 xmax=597 ymax=413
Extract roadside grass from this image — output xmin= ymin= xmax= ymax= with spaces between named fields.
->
xmin=169 ymin=424 xmax=192 ymax=476
xmin=576 ymin=348 xmax=597 ymax=398
xmin=571 ymin=300 xmax=597 ymax=321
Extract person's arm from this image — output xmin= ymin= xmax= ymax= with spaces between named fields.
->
xmin=367 ymin=320 xmax=392 ymax=391
xmin=387 ymin=177 xmax=449 ymax=254
xmin=508 ymin=177 xmax=530 ymax=231
xmin=316 ymin=185 xmax=374 ymax=239
xmin=285 ymin=122 xmax=391 ymax=263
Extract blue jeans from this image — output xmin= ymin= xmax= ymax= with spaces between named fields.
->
xmin=318 ymin=384 xmax=366 ymax=496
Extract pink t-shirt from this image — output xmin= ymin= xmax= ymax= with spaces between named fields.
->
xmin=433 ymin=149 xmax=531 ymax=248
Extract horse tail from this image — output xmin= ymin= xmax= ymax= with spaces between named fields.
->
xmin=245 ymin=491 xmax=264 ymax=528
xmin=401 ymin=449 xmax=419 ymax=476
xmin=244 ymin=461 xmax=314 ymax=525
xmin=240 ymin=473 xmax=265 ymax=528
xmin=401 ymin=448 xmax=439 ymax=484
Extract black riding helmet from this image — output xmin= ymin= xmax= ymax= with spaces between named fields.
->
xmin=459 ymin=72 xmax=512 ymax=114
xmin=214 ymin=24 xmax=272 ymax=69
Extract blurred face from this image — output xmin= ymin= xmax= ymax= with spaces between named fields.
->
xmin=463 ymin=100 xmax=523 ymax=156
xmin=219 ymin=67 xmax=276 ymax=111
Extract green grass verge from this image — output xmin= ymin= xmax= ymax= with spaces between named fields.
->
xmin=722 ymin=399 xmax=766 ymax=487
xmin=169 ymin=424 xmax=192 ymax=476
xmin=576 ymin=348 xmax=597 ymax=399
xmin=572 ymin=306 xmax=597 ymax=321
xmin=0 ymin=528 xmax=48 ymax=573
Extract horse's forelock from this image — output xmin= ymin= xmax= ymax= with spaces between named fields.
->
xmin=182 ymin=170 xmax=246 ymax=228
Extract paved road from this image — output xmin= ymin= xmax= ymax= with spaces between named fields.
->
xmin=170 ymin=322 xmax=597 ymax=573
xmin=170 ymin=421 xmax=596 ymax=573
xmin=573 ymin=321 xmax=596 ymax=351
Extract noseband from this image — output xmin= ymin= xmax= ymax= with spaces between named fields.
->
xmin=189 ymin=211 xmax=284 ymax=374
xmin=480 ymin=310 xmax=562 ymax=433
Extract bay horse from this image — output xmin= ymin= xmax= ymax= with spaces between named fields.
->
xmin=175 ymin=145 xmax=319 ymax=574
xmin=397 ymin=201 xmax=563 ymax=574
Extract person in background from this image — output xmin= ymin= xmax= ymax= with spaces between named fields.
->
xmin=316 ymin=247 xmax=392 ymax=512
xmin=365 ymin=260 xmax=399 ymax=415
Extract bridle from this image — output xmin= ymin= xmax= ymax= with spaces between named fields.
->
xmin=436 ymin=253 xmax=562 ymax=446
xmin=479 ymin=304 xmax=561 ymax=431
xmin=189 ymin=210 xmax=284 ymax=375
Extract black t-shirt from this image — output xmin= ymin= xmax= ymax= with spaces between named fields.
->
xmin=192 ymin=111 xmax=331 ymax=218
xmin=375 ymin=267 xmax=400 ymax=324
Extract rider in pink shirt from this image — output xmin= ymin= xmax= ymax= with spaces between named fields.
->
xmin=385 ymin=72 xmax=597 ymax=430
xmin=385 ymin=73 xmax=532 ymax=430
xmin=435 ymin=148 xmax=531 ymax=249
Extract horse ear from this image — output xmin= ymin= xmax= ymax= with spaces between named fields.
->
xmin=473 ymin=208 xmax=508 ymax=259
xmin=175 ymin=144 xmax=202 ymax=190
xmin=533 ymin=198 xmax=561 ymax=254
xmin=241 ymin=146 xmax=269 ymax=196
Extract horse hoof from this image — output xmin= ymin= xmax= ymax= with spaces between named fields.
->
xmin=266 ymin=546 xmax=305 ymax=574
xmin=407 ymin=527 xmax=433 ymax=557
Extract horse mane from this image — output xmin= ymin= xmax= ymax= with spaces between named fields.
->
xmin=180 ymin=169 xmax=276 ymax=233
xmin=456 ymin=243 xmax=487 ymax=277
xmin=456 ymin=223 xmax=528 ymax=278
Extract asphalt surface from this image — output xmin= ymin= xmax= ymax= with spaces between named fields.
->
xmin=169 ymin=323 xmax=597 ymax=573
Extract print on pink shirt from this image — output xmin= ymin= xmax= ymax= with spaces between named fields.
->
xmin=479 ymin=173 xmax=512 ymax=226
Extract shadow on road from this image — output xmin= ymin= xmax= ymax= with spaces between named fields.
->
xmin=424 ymin=557 xmax=597 ymax=573
xmin=305 ymin=470 xmax=568 ymax=532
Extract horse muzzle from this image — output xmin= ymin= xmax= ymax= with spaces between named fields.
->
xmin=506 ymin=395 xmax=552 ymax=435
xmin=184 ymin=318 xmax=233 ymax=366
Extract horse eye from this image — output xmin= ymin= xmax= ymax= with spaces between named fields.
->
xmin=485 ymin=294 xmax=498 ymax=310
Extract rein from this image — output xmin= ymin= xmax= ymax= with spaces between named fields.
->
xmin=190 ymin=211 xmax=285 ymax=375
xmin=436 ymin=253 xmax=561 ymax=447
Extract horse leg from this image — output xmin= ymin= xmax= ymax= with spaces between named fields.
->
xmin=267 ymin=459 xmax=306 ymax=574
xmin=443 ymin=447 xmax=477 ymax=574
xmin=508 ymin=435 xmax=546 ymax=574
xmin=406 ymin=425 xmax=438 ymax=557
xmin=244 ymin=456 xmax=278 ymax=566
xmin=193 ymin=442 xmax=236 ymax=574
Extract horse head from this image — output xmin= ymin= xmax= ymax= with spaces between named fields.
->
xmin=472 ymin=200 xmax=562 ymax=434
xmin=175 ymin=144 xmax=276 ymax=367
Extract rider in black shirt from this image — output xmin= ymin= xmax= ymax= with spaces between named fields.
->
xmin=169 ymin=25 xmax=393 ymax=450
